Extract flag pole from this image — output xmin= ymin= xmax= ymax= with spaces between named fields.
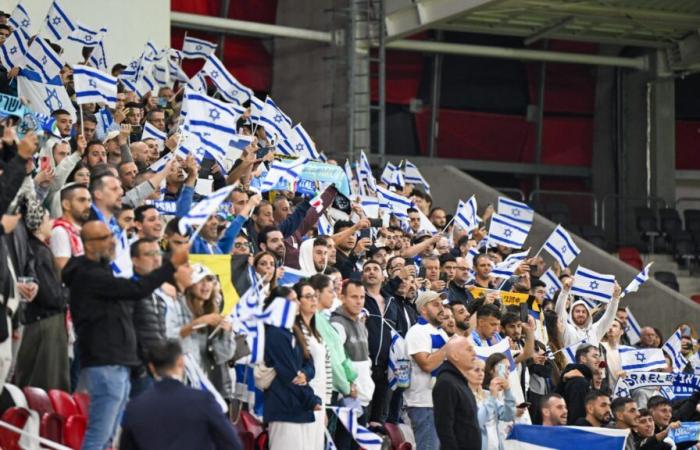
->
xmin=440 ymin=214 xmax=456 ymax=234
xmin=79 ymin=103 xmax=84 ymax=137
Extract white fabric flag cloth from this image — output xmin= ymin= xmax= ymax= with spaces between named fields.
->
xmin=0 ymin=28 xmax=30 ymax=70
xmin=621 ymin=262 xmax=654 ymax=298
xmin=571 ymin=266 xmax=616 ymax=303
xmin=331 ymin=407 xmax=384 ymax=450
xmin=497 ymin=196 xmax=534 ymax=225
xmin=44 ymin=0 xmax=77 ymax=41
xmin=73 ymin=65 xmax=117 ymax=107
xmin=25 ymin=37 xmax=63 ymax=83
xmin=202 ymin=54 xmax=253 ymax=105
xmin=619 ymin=346 xmax=666 ymax=372
xmin=491 ymin=249 xmax=529 ymax=280
xmin=662 ymin=329 xmax=689 ymax=372
xmin=182 ymin=36 xmax=217 ymax=59
xmin=454 ymin=195 xmax=479 ymax=232
xmin=403 ymin=160 xmax=430 ymax=193
xmin=542 ymin=225 xmax=581 ymax=269
xmin=178 ymin=184 xmax=237 ymax=234
xmin=260 ymin=158 xmax=307 ymax=192
xmin=9 ymin=2 xmax=31 ymax=31
xmin=68 ymin=22 xmax=107 ymax=47
xmin=488 ymin=212 xmax=531 ymax=249
xmin=541 ymin=268 xmax=563 ymax=300
xmin=624 ymin=307 xmax=642 ymax=345
xmin=141 ymin=121 xmax=167 ymax=142
xmin=17 ymin=69 xmax=77 ymax=121
xmin=110 ymin=230 xmax=133 ymax=279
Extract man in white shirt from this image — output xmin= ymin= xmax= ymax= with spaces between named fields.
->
xmin=404 ymin=290 xmax=449 ymax=450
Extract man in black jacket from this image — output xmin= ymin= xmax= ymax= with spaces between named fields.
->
xmin=62 ymin=221 xmax=190 ymax=450
xmin=447 ymin=256 xmax=475 ymax=306
xmin=557 ymin=344 xmax=599 ymax=424
xmin=433 ymin=335 xmax=480 ymax=450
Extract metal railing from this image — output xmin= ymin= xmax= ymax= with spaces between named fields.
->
xmin=495 ymin=187 xmax=525 ymax=202
xmin=528 ymin=189 xmax=599 ymax=226
xmin=676 ymin=197 xmax=700 ymax=214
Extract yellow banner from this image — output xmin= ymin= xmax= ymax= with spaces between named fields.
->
xmin=468 ymin=286 xmax=529 ymax=307
xmin=189 ymin=254 xmax=240 ymax=316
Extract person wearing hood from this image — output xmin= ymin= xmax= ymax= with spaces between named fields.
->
xmin=555 ymin=276 xmax=622 ymax=347
xmin=298 ymin=236 xmax=330 ymax=274
xmin=556 ymin=343 xmax=601 ymax=425
xmin=41 ymin=136 xmax=87 ymax=218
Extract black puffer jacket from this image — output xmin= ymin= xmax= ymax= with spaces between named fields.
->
xmin=132 ymin=289 xmax=168 ymax=362
xmin=22 ymin=233 xmax=67 ymax=324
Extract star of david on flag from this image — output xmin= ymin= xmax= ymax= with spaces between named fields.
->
xmin=571 ymin=265 xmax=616 ymax=303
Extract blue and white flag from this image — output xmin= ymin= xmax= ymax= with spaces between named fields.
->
xmin=380 ymin=162 xmax=404 ymax=189
xmin=488 ymin=212 xmax=531 ymax=249
xmin=73 ymin=65 xmax=117 ymax=107
xmin=614 ymin=371 xmax=700 ymax=401
xmin=258 ymin=297 xmax=297 ymax=330
xmin=491 ymin=249 xmax=529 ymax=280
xmin=317 ymin=214 xmax=333 ymax=236
xmin=183 ymin=353 xmax=227 ymax=413
xmin=279 ymin=124 xmax=322 ymax=160
xmin=0 ymin=27 xmax=29 ymax=70
xmin=454 ymin=195 xmax=479 ymax=232
xmin=663 ymin=329 xmax=689 ymax=372
xmin=497 ymin=197 xmax=534 ymax=226
xmin=669 ymin=422 xmax=700 ymax=445
xmin=620 ymin=346 xmax=666 ymax=372
xmin=344 ymin=161 xmax=358 ymax=196
xmin=179 ymin=184 xmax=236 ymax=234
xmin=141 ymin=121 xmax=166 ymax=142
xmin=88 ymin=41 xmax=108 ymax=71
xmin=185 ymin=70 xmax=208 ymax=94
xmin=68 ymin=22 xmax=106 ymax=47
xmin=182 ymin=89 xmax=242 ymax=154
xmin=625 ymin=307 xmax=642 ymax=345
xmin=358 ymin=150 xmax=377 ymax=192
xmin=95 ymin=108 xmax=116 ymax=140
xmin=387 ymin=329 xmax=409 ymax=390
xmin=331 ymin=407 xmax=383 ymax=450
xmin=202 ymin=54 xmax=252 ymax=105
xmin=9 ymin=2 xmax=31 ymax=31
xmin=25 ymin=37 xmax=63 ymax=83
xmin=418 ymin=209 xmax=437 ymax=233
xmin=17 ymin=68 xmax=76 ymax=121
xmin=261 ymin=158 xmax=307 ymax=192
xmin=277 ymin=266 xmax=312 ymax=287
xmin=176 ymin=132 xmax=208 ymax=163
xmin=505 ymin=424 xmax=628 ymax=450
xmin=474 ymin=337 xmax=515 ymax=371
xmin=621 ymin=262 xmax=654 ymax=298
xmin=110 ymin=230 xmax=133 ymax=279
xmin=251 ymin=96 xmax=292 ymax=142
xmin=541 ymin=268 xmax=562 ymax=300
xmin=359 ymin=196 xmax=380 ymax=219
xmin=265 ymin=96 xmax=292 ymax=127
xmin=561 ymin=339 xmax=587 ymax=365
xmin=44 ymin=0 xmax=76 ymax=41
xmin=148 ymin=152 xmax=173 ymax=173
xmin=152 ymin=64 xmax=169 ymax=88
xmin=572 ymin=266 xmax=616 ymax=303
xmin=182 ymin=36 xmax=217 ymax=59
xmin=403 ymin=160 xmax=430 ymax=193
xmin=542 ymin=225 xmax=581 ymax=269
xmin=169 ymin=57 xmax=189 ymax=83
xmin=376 ymin=186 xmax=412 ymax=220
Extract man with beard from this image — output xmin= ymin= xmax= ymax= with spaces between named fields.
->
xmin=448 ymin=301 xmax=471 ymax=337
xmin=447 ymin=256 xmax=474 ymax=306
xmin=541 ymin=393 xmax=568 ymax=426
xmin=575 ymin=390 xmax=611 ymax=427
xmin=559 ymin=344 xmax=600 ymax=424
xmin=258 ymin=226 xmax=286 ymax=264
xmin=404 ymin=291 xmax=448 ymax=450
xmin=88 ymin=173 xmax=123 ymax=235
xmin=51 ymin=183 xmax=92 ymax=270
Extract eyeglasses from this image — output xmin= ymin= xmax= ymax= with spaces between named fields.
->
xmin=234 ymin=242 xmax=249 ymax=249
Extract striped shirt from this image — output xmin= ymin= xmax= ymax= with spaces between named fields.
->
xmin=302 ymin=324 xmax=333 ymax=404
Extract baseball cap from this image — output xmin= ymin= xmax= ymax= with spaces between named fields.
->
xmin=412 ymin=230 xmax=433 ymax=244
xmin=415 ymin=290 xmax=446 ymax=311
xmin=191 ymin=263 xmax=214 ymax=284
xmin=103 ymin=130 xmax=120 ymax=143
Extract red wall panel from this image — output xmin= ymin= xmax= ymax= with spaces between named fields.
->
xmin=676 ymin=120 xmax=700 ymax=170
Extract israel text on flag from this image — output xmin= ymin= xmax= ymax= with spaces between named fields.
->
xmin=9 ymin=2 xmax=31 ymax=31
xmin=202 ymin=54 xmax=252 ymax=105
xmin=25 ymin=37 xmax=63 ymax=83
xmin=454 ymin=195 xmax=479 ymax=232
xmin=491 ymin=249 xmax=529 ymax=280
xmin=17 ymin=68 xmax=76 ymax=121
xmin=505 ymin=424 xmax=629 ymax=450
xmin=488 ymin=212 xmax=531 ymax=249
xmin=403 ymin=160 xmax=430 ymax=193
xmin=68 ymin=22 xmax=107 ymax=47
xmin=497 ymin=196 xmax=534 ymax=225
xmin=663 ymin=329 xmax=689 ymax=372
xmin=571 ymin=265 xmax=616 ymax=303
xmin=624 ymin=307 xmax=642 ymax=345
xmin=621 ymin=262 xmax=654 ymax=298
xmin=0 ymin=28 xmax=30 ymax=70
xmin=182 ymin=36 xmax=217 ymax=59
xmin=542 ymin=225 xmax=581 ymax=269
xmin=541 ymin=268 xmax=563 ymax=300
xmin=178 ymin=184 xmax=237 ymax=234
xmin=620 ymin=346 xmax=667 ymax=372
xmin=73 ymin=65 xmax=117 ymax=107
xmin=44 ymin=0 xmax=76 ymax=41
xmin=261 ymin=158 xmax=307 ymax=193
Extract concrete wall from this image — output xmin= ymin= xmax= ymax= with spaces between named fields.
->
xmin=421 ymin=164 xmax=700 ymax=337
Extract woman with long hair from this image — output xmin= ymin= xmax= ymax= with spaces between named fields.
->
xmin=471 ymin=353 xmax=516 ymax=450
xmin=254 ymin=251 xmax=278 ymax=289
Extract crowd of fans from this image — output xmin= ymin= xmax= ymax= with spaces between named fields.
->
xmin=0 ymin=8 xmax=698 ymax=450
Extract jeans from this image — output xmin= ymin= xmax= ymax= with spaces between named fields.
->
xmin=407 ymin=407 xmax=439 ymax=450
xmin=81 ymin=365 xmax=131 ymax=450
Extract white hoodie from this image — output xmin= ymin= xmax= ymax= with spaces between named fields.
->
xmin=555 ymin=288 xmax=619 ymax=347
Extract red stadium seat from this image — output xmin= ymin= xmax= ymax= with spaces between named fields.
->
xmin=72 ymin=392 xmax=90 ymax=417
xmin=22 ymin=387 xmax=54 ymax=416
xmin=239 ymin=410 xmax=264 ymax=439
xmin=691 ymin=294 xmax=700 ymax=305
xmin=48 ymin=390 xmax=80 ymax=419
xmin=63 ymin=415 xmax=87 ymax=450
xmin=40 ymin=412 xmax=63 ymax=444
xmin=384 ymin=423 xmax=412 ymax=450
xmin=0 ymin=407 xmax=30 ymax=450
xmin=618 ymin=247 xmax=643 ymax=270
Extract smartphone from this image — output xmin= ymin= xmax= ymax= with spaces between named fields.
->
xmin=497 ymin=363 xmax=507 ymax=378
xmin=516 ymin=402 xmax=531 ymax=409
xmin=156 ymin=97 xmax=168 ymax=108
xmin=359 ymin=228 xmax=371 ymax=240
xmin=39 ymin=156 xmax=50 ymax=172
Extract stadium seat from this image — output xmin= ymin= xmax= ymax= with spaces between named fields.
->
xmin=683 ymin=209 xmax=700 ymax=234
xmin=617 ymin=247 xmax=643 ymax=270
xmin=48 ymin=390 xmax=80 ymax=419
xmin=545 ymin=202 xmax=570 ymax=226
xmin=239 ymin=410 xmax=264 ymax=439
xmin=659 ymin=208 xmax=682 ymax=235
xmin=40 ymin=412 xmax=63 ymax=445
xmin=72 ymin=392 xmax=90 ymax=417
xmin=384 ymin=422 xmax=413 ymax=450
xmin=654 ymin=271 xmax=680 ymax=291
xmin=0 ymin=407 xmax=30 ymax=450
xmin=23 ymin=387 xmax=55 ymax=417
xmin=634 ymin=207 xmax=660 ymax=253
xmin=691 ymin=295 xmax=700 ymax=305
xmin=63 ymin=415 xmax=86 ymax=450
xmin=581 ymin=225 xmax=607 ymax=250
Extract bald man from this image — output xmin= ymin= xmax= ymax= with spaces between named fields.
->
xmin=62 ymin=221 xmax=190 ymax=450
xmin=432 ymin=337 xmax=481 ymax=450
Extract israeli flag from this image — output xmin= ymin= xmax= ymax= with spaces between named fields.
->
xmin=571 ymin=266 xmax=616 ymax=303
xmin=95 ymin=108 xmax=115 ymax=140
xmin=624 ymin=307 xmax=642 ymax=345
xmin=68 ymin=22 xmax=106 ymax=47
xmin=182 ymin=89 xmax=242 ymax=144
xmin=178 ymin=184 xmax=237 ymax=234
xmin=121 ymin=69 xmax=156 ymax=98
xmin=279 ymin=124 xmax=322 ymax=160
xmin=454 ymin=195 xmax=479 ymax=233
xmin=25 ymin=37 xmax=63 ymax=83
xmin=418 ymin=209 xmax=437 ymax=233
xmin=182 ymin=36 xmax=217 ymax=59
xmin=663 ymin=329 xmax=689 ymax=372
xmin=148 ymin=152 xmax=174 ymax=173
xmin=488 ymin=212 xmax=531 ymax=249
xmin=491 ymin=249 xmax=529 ymax=280
xmin=543 ymin=225 xmax=581 ymax=269
xmin=252 ymin=96 xmax=293 ymax=142
xmin=261 ymin=158 xmax=307 ymax=192
xmin=331 ymin=407 xmax=383 ymax=450
xmin=562 ymin=339 xmax=587 ymax=365
xmin=185 ymin=70 xmax=208 ymax=94
xmin=344 ymin=161 xmax=358 ymax=196
xmin=358 ymin=150 xmax=377 ymax=191
xmin=9 ymin=2 xmax=31 ymax=31
xmin=621 ymin=262 xmax=654 ymax=298
xmin=380 ymin=162 xmax=404 ymax=189
xmin=44 ymin=0 xmax=76 ymax=41
xmin=73 ymin=65 xmax=117 ymax=107
xmin=376 ymin=186 xmax=413 ymax=220
xmin=620 ymin=346 xmax=666 ymax=372
xmin=0 ymin=28 xmax=30 ymax=70
xmin=474 ymin=337 xmax=515 ymax=371
xmin=497 ymin=196 xmax=534 ymax=226
xmin=505 ymin=424 xmax=629 ymax=450
xmin=258 ymin=297 xmax=298 ymax=330
xmin=169 ymin=56 xmax=189 ymax=83
xmin=110 ymin=230 xmax=133 ymax=279
xmin=387 ymin=329 xmax=408 ymax=390
xmin=202 ymin=54 xmax=253 ymax=105
xmin=541 ymin=268 xmax=563 ymax=300
xmin=359 ymin=196 xmax=380 ymax=219
xmin=17 ymin=69 xmax=76 ymax=121
xmin=265 ymin=96 xmax=292 ymax=127
xmin=183 ymin=354 xmax=227 ymax=413
xmin=317 ymin=214 xmax=333 ymax=236
xmin=403 ymin=160 xmax=430 ymax=193
xmin=88 ymin=41 xmax=108 ymax=71
xmin=175 ymin=132 xmax=208 ymax=163
xmin=277 ymin=266 xmax=312 ymax=287
xmin=141 ymin=121 xmax=166 ymax=142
